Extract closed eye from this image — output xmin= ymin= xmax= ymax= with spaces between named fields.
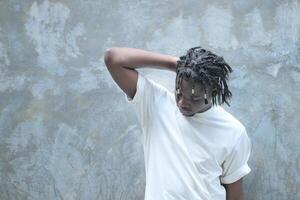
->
xmin=176 ymin=93 xmax=203 ymax=102
xmin=192 ymin=96 xmax=203 ymax=101
xmin=192 ymin=98 xmax=202 ymax=101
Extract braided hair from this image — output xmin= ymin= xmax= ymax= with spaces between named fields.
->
xmin=176 ymin=46 xmax=233 ymax=106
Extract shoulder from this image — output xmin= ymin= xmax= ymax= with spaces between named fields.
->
xmin=214 ymin=107 xmax=248 ymax=147
xmin=219 ymin=107 xmax=246 ymax=133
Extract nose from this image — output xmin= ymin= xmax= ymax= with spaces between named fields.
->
xmin=178 ymin=98 xmax=191 ymax=110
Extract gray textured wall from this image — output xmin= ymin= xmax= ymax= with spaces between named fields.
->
xmin=0 ymin=0 xmax=299 ymax=199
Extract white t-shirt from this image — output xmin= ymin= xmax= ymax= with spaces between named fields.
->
xmin=125 ymin=72 xmax=252 ymax=200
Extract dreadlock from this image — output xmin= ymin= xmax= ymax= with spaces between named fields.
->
xmin=176 ymin=46 xmax=233 ymax=106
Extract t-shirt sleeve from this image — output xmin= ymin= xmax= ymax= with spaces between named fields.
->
xmin=220 ymin=130 xmax=252 ymax=184
xmin=124 ymin=71 xmax=165 ymax=128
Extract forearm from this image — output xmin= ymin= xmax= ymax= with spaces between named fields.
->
xmin=105 ymin=47 xmax=179 ymax=72
xmin=223 ymin=180 xmax=244 ymax=200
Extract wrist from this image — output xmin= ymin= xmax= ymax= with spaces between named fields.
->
xmin=167 ymin=56 xmax=180 ymax=73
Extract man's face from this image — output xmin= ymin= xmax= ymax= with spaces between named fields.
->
xmin=175 ymin=76 xmax=213 ymax=117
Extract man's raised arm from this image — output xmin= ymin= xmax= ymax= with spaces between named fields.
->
xmin=104 ymin=47 xmax=179 ymax=99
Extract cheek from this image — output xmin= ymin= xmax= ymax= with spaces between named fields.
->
xmin=193 ymin=101 xmax=205 ymax=108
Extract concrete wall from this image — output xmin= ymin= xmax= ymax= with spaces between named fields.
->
xmin=0 ymin=0 xmax=299 ymax=199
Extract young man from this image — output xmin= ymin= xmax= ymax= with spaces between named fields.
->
xmin=104 ymin=46 xmax=251 ymax=200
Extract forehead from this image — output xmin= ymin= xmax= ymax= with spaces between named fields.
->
xmin=178 ymin=77 xmax=205 ymax=94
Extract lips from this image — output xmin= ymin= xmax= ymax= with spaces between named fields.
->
xmin=179 ymin=108 xmax=192 ymax=115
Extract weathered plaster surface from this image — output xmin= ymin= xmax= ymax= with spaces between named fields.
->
xmin=0 ymin=0 xmax=299 ymax=199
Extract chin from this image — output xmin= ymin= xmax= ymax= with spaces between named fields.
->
xmin=181 ymin=112 xmax=195 ymax=117
xmin=186 ymin=114 xmax=195 ymax=117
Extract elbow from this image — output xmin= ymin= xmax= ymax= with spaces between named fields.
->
xmin=104 ymin=47 xmax=121 ymax=67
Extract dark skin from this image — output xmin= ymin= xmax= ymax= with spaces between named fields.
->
xmin=104 ymin=47 xmax=244 ymax=200
xmin=175 ymin=76 xmax=215 ymax=116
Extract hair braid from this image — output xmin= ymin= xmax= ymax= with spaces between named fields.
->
xmin=176 ymin=46 xmax=233 ymax=106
